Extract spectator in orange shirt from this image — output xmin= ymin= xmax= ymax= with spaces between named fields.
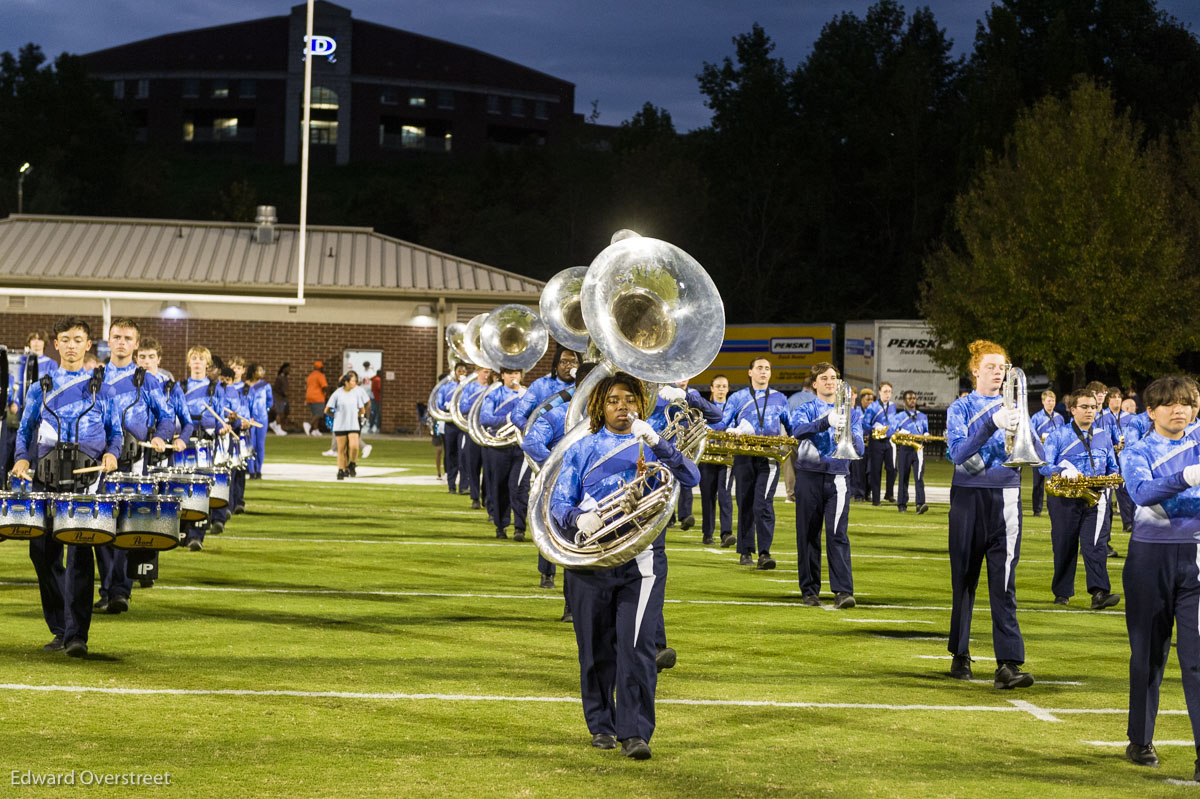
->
xmin=304 ymin=361 xmax=329 ymax=436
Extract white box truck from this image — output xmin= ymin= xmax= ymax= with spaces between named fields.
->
xmin=843 ymin=320 xmax=959 ymax=409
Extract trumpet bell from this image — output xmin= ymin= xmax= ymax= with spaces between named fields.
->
xmin=480 ymin=304 xmax=548 ymax=373
xmin=581 ymin=236 xmax=723 ymax=384
xmin=540 ymin=267 xmax=590 ymax=352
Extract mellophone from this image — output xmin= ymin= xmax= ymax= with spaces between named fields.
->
xmin=0 ymin=435 xmax=243 ymax=550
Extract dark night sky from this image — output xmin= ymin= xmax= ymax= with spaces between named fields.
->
xmin=3 ymin=0 xmax=1199 ymax=131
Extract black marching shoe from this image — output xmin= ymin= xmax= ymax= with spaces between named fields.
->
xmin=656 ymin=647 xmax=677 ymax=673
xmin=720 ymin=533 xmax=735 ymax=548
xmin=458 ymin=488 xmax=470 ymax=496
xmin=738 ymin=553 xmax=753 ymax=566
xmin=471 ymin=500 xmax=481 ymax=510
xmin=495 ymin=528 xmax=508 ymax=540
xmin=1193 ymin=758 xmax=1199 ymax=782
xmin=139 ymin=577 xmax=154 ymax=588
xmin=756 ymin=553 xmax=776 ymax=571
xmin=1054 ymin=596 xmax=1070 ymax=605
xmin=916 ymin=504 xmax=929 ymax=515
xmin=591 ymin=733 xmax=618 ymax=750
xmin=1125 ymin=742 xmax=1159 ymax=767
xmin=64 ymin=638 xmax=88 ymax=658
xmin=560 ymin=605 xmax=573 ymax=623
xmin=1091 ymin=590 xmax=1121 ymax=610
xmin=834 ymin=592 xmax=856 ymax=609
xmin=994 ymin=661 xmax=1034 ymax=689
xmin=679 ymin=515 xmax=695 ymax=531
xmin=539 ymin=574 xmax=555 ymax=590
xmin=1108 ymin=544 xmax=1121 ymax=559
xmin=337 ymin=469 xmax=346 ymax=480
xmin=210 ymin=520 xmax=225 ymax=534
xmin=621 ymin=737 xmax=652 ymax=760
xmin=513 ymin=529 xmax=526 ymax=542
xmin=188 ymin=539 xmax=203 ymax=552
xmin=43 ymin=636 xmax=65 ymax=653
xmin=233 ymin=504 xmax=246 ymax=515
xmin=801 ymin=594 xmax=821 ymax=607
xmin=949 ymin=654 xmax=973 ymax=680
xmin=93 ymin=598 xmax=109 ymax=612
xmin=702 ymin=533 xmax=714 ymax=546
xmin=107 ymin=595 xmax=129 ymax=614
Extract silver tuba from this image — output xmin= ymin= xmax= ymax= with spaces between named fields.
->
xmin=831 ymin=380 xmax=861 ymax=460
xmin=427 ymin=322 xmax=470 ymax=424
xmin=1002 ymin=365 xmax=1046 ymax=467
xmin=447 ymin=314 xmax=492 ymax=432
xmin=467 ymin=305 xmax=548 ymax=447
xmin=530 ymin=234 xmax=723 ymax=569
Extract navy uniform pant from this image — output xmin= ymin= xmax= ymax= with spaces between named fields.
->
xmin=97 ymin=544 xmax=132 ymax=601
xmin=482 ymin=444 xmax=526 ymax=534
xmin=29 ymin=535 xmax=94 ymax=644
xmin=947 ymin=484 xmax=1025 ymax=663
xmin=444 ymin=426 xmax=463 ymax=491
xmin=459 ymin=436 xmax=483 ymax=503
xmin=1123 ymin=540 xmax=1200 ymax=748
xmin=1047 ymin=493 xmax=1111 ymax=597
xmin=677 ymin=481 xmax=694 ymax=522
xmin=794 ymin=470 xmax=854 ymax=597
xmin=698 ymin=463 xmax=733 ymax=537
xmin=895 ymin=446 xmax=926 ymax=510
xmin=232 ymin=467 xmax=246 ymax=510
xmin=868 ymin=438 xmax=896 ymax=504
xmin=29 ymin=534 xmax=66 ymax=639
xmin=565 ymin=543 xmax=666 ymax=743
xmin=1031 ymin=470 xmax=1047 ymax=515
xmin=1115 ymin=485 xmax=1135 ymax=533
xmin=849 ymin=455 xmax=867 ymax=500
xmin=733 ymin=455 xmax=779 ymax=556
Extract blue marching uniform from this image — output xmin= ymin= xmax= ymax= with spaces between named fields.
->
xmin=226 ymin=381 xmax=251 ymax=514
xmin=718 ymin=388 xmax=792 ymax=559
xmin=523 ymin=401 xmax=572 ymax=581
xmin=648 ymin=389 xmax=722 ymax=529
xmin=1038 ymin=423 xmax=1119 ymax=600
xmin=551 ymin=428 xmax=699 ymax=744
xmin=14 ymin=366 xmax=122 ymax=648
xmin=891 ymin=408 xmax=930 ymax=512
xmin=511 ymin=373 xmax=572 ymax=432
xmin=1120 ymin=431 xmax=1200 ymax=751
xmin=437 ymin=379 xmax=465 ymax=492
xmin=182 ymin=378 xmax=228 ymax=543
xmin=249 ymin=379 xmax=273 ymax=477
xmin=479 ymin=384 xmax=527 ymax=538
xmin=789 ymin=398 xmax=865 ymax=598
xmin=458 ymin=381 xmax=488 ymax=507
xmin=1029 ymin=408 xmax=1064 ymax=515
xmin=699 ymin=399 xmax=734 ymax=543
xmin=865 ymin=398 xmax=898 ymax=504
xmin=945 ymin=391 xmax=1039 ymax=664
xmin=1099 ymin=407 xmax=1137 ymax=533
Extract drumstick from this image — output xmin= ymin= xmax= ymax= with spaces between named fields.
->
xmin=204 ymin=405 xmax=264 ymax=428
xmin=72 ymin=465 xmax=108 ymax=475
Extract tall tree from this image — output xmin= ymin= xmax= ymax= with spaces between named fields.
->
xmin=921 ymin=80 xmax=1197 ymax=384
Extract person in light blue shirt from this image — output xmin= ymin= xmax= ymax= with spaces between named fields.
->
xmin=1119 ymin=375 xmax=1200 ymax=775
xmin=458 ymin=367 xmax=493 ymax=511
xmin=437 ymin=362 xmax=471 ymax=494
xmin=1029 ymin=390 xmax=1064 ymax=516
xmin=891 ymin=390 xmax=930 ymax=514
xmin=510 ymin=346 xmax=579 ymax=432
xmin=865 ymin=383 xmax=897 ymax=505
xmin=480 ymin=367 xmax=528 ymax=541
xmin=697 ymin=375 xmax=735 ymax=545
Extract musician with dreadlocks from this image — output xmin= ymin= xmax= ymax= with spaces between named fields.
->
xmin=550 ymin=371 xmax=699 ymax=761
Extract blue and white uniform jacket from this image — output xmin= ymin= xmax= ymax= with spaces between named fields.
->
xmin=458 ymin=381 xmax=488 ymax=417
xmin=1037 ymin=423 xmax=1119 ymax=478
xmin=183 ymin=378 xmax=228 ymax=436
xmin=716 ymin=388 xmax=791 ymax=435
xmin=480 ymin=385 xmax=524 ymax=436
xmin=945 ymin=391 xmax=1037 ymax=488
xmin=103 ymin=362 xmax=175 ymax=443
xmin=788 ymin=398 xmax=864 ymax=475
xmin=865 ymin=400 xmax=896 ymax=440
xmin=1030 ymin=409 xmax=1064 ymax=443
xmin=521 ymin=402 xmax=571 ymax=466
xmin=511 ymin=374 xmax=572 ymax=431
xmin=157 ymin=379 xmax=195 ymax=441
xmin=891 ymin=408 xmax=930 ymax=438
xmin=1121 ymin=432 xmax=1200 ymax=543
xmin=14 ymin=354 xmax=57 ymax=407
xmin=250 ymin=380 xmax=274 ymax=424
xmin=436 ymin=378 xmax=462 ymax=413
xmin=15 ymin=366 xmax=122 ymax=463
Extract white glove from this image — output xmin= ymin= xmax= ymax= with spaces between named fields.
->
xmin=1184 ymin=464 xmax=1200 ymax=487
xmin=658 ymin=385 xmax=686 ymax=403
xmin=1058 ymin=462 xmax=1081 ymax=480
xmin=630 ymin=418 xmax=661 ymax=446
xmin=734 ymin=419 xmax=756 ymax=435
xmin=991 ymin=406 xmax=1019 ymax=432
xmin=576 ymin=511 xmax=603 ymax=536
xmin=458 ymin=374 xmax=471 ymax=384
xmin=826 ymin=410 xmax=846 ymax=432
xmin=569 ymin=367 xmax=578 ymax=379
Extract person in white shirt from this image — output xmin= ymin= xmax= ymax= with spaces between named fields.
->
xmin=325 ymin=371 xmax=368 ymax=480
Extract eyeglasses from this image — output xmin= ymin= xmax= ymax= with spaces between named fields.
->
xmin=1074 ymin=404 xmax=1099 ymax=411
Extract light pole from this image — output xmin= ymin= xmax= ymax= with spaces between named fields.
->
xmin=17 ymin=162 xmax=31 ymax=214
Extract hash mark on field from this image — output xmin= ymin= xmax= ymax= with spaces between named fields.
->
xmin=919 ymin=655 xmax=997 ymax=662
xmin=1083 ymin=740 xmax=1195 ymax=747
xmin=839 ymin=619 xmax=934 ymax=624
xmin=1008 ymin=700 xmax=1061 ymax=722
xmin=970 ymin=680 xmax=1083 ymax=686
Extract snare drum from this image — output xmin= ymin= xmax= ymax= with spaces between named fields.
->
xmin=155 ymin=470 xmax=214 ymax=522
xmin=9 ymin=477 xmax=33 ymax=494
xmin=172 ymin=437 xmax=214 ymax=470
xmin=0 ymin=491 xmax=51 ymax=539
xmin=113 ymin=496 xmax=181 ymax=551
xmin=51 ymin=494 xmax=120 ymax=546
xmin=197 ymin=467 xmax=231 ymax=509
xmin=104 ymin=472 xmax=158 ymax=496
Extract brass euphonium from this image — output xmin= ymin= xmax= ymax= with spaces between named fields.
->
xmin=427 ymin=322 xmax=470 ymax=424
xmin=832 ymin=380 xmax=861 ymax=460
xmin=468 ymin=304 xmax=549 ymax=448
xmin=1001 ymin=365 xmax=1046 ymax=467
xmin=530 ymin=233 xmax=724 ymax=569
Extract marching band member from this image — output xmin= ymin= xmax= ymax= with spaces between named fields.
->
xmin=698 ymin=375 xmax=734 ymax=546
xmin=865 ymin=382 xmax=897 ymax=505
xmin=944 ymin=340 xmax=1037 ymax=689
xmin=1029 ymin=390 xmax=1063 ymax=517
xmin=788 ymin=362 xmax=864 ymax=608
xmin=11 ymin=317 xmax=122 ymax=657
xmin=1038 ymin=389 xmax=1120 ymax=609
xmin=16 ymin=330 xmax=57 ymax=404
xmin=458 ymin=366 xmax=493 ymax=512
xmin=438 ymin=362 xmax=471 ymax=494
xmin=181 ymin=346 xmax=232 ymax=550
xmin=225 ymin=359 xmax=251 ymax=514
xmin=891 ymin=390 xmax=930 ymax=514
xmin=95 ymin=318 xmax=174 ymax=614
xmin=649 ymin=378 xmax=721 ymax=532
xmin=480 ymin=367 xmax=527 ymax=540
xmin=849 ymin=388 xmax=875 ymax=501
xmin=719 ymin=357 xmax=791 ymax=568
xmin=1119 ymin=375 xmax=1200 ymax=777
xmin=510 ymin=346 xmax=578 ymax=433
xmin=1099 ymin=386 xmax=1136 ymax=536
xmin=550 ymin=371 xmax=699 ymax=760
xmin=247 ymin=363 xmax=273 ymax=479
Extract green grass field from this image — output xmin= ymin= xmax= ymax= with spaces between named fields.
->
xmin=0 ymin=438 xmax=1193 ymax=797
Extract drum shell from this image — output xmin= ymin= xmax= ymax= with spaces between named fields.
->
xmin=104 ymin=473 xmax=158 ymax=496
xmin=0 ymin=491 xmax=50 ymax=540
xmin=51 ymin=494 xmax=119 ymax=546
xmin=173 ymin=438 xmax=214 ymax=470
xmin=197 ymin=467 xmax=231 ymax=509
xmin=155 ymin=472 xmax=213 ymax=521
xmin=114 ymin=496 xmax=181 ymax=551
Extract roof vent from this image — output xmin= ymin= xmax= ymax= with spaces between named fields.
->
xmin=254 ymin=205 xmax=277 ymax=244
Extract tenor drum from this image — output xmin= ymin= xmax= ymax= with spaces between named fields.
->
xmin=173 ymin=437 xmax=214 ymax=470
xmin=113 ymin=496 xmax=181 ymax=551
xmin=51 ymin=494 xmax=119 ymax=546
xmin=0 ymin=491 xmax=51 ymax=540
xmin=155 ymin=470 xmax=213 ymax=522
xmin=104 ymin=472 xmax=158 ymax=496
xmin=196 ymin=467 xmax=231 ymax=509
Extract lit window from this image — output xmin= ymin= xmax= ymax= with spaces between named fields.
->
xmin=535 ymin=100 xmax=548 ymax=120
xmin=401 ymin=125 xmax=426 ymax=148
xmin=212 ymin=79 xmax=229 ymax=99
xmin=182 ymin=121 xmax=195 ymax=142
xmin=182 ymin=78 xmax=199 ymax=98
xmin=487 ymin=95 xmax=501 ymax=115
xmin=381 ymin=88 xmax=398 ymax=105
xmin=308 ymin=119 xmax=338 ymax=144
xmin=310 ymin=86 xmax=338 ymax=110
xmin=240 ymin=79 xmax=256 ymax=99
xmin=113 ymin=80 xmax=124 ymax=100
xmin=214 ymin=117 xmax=238 ymax=140
xmin=437 ymin=90 xmax=454 ymax=110
xmin=409 ymin=91 xmax=426 ymax=108
xmin=136 ymin=79 xmax=149 ymax=99
xmin=512 ymin=98 xmax=525 ymax=117
xmin=443 ymin=132 xmax=452 ymax=152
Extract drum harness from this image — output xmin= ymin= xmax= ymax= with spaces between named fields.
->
xmin=34 ymin=367 xmax=105 ymax=493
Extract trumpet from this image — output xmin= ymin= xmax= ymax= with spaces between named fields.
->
xmin=1047 ymin=473 xmax=1124 ymax=506
xmin=1001 ymin=365 xmax=1045 ymax=467
xmin=831 ymin=380 xmax=860 ymax=460
xmin=891 ymin=432 xmax=947 ymax=450
xmin=704 ymin=430 xmax=798 ymax=463
xmin=870 ymin=427 xmax=888 ymax=441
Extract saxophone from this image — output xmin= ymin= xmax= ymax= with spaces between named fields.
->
xmin=1046 ymin=474 xmax=1124 ymax=506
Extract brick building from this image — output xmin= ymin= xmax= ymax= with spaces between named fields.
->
xmin=82 ymin=0 xmax=580 ymax=165
xmin=0 ymin=213 xmax=553 ymax=434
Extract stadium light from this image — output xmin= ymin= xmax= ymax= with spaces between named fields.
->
xmin=17 ymin=162 xmax=31 ymax=214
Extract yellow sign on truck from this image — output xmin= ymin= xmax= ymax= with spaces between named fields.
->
xmin=691 ymin=323 xmax=836 ymax=390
